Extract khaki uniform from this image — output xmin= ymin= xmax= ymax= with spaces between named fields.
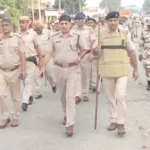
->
xmin=72 ymin=25 xmax=96 ymax=97
xmin=99 ymin=27 xmax=135 ymax=124
xmin=48 ymin=31 xmax=86 ymax=127
xmin=34 ymin=29 xmax=56 ymax=96
xmin=89 ymin=27 xmax=99 ymax=89
xmin=0 ymin=32 xmax=26 ymax=119
xmin=18 ymin=30 xmax=38 ymax=104
xmin=139 ymin=29 xmax=150 ymax=81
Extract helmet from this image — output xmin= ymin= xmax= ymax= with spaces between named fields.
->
xmin=75 ymin=12 xmax=86 ymax=20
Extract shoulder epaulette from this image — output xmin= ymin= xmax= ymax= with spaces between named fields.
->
xmin=14 ymin=32 xmax=21 ymax=38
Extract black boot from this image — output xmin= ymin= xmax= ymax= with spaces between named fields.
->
xmin=28 ymin=96 xmax=33 ymax=105
xmin=147 ymin=81 xmax=150 ymax=91
xmin=22 ymin=103 xmax=28 ymax=111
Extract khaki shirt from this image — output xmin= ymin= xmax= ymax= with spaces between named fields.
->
xmin=71 ymin=25 xmax=96 ymax=49
xmin=18 ymin=30 xmax=38 ymax=58
xmin=48 ymin=31 xmax=87 ymax=63
xmin=100 ymin=27 xmax=135 ymax=52
xmin=36 ymin=29 xmax=52 ymax=56
xmin=0 ymin=32 xmax=26 ymax=68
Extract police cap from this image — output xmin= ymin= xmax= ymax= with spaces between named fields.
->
xmin=105 ymin=11 xmax=120 ymax=20
xmin=59 ymin=15 xmax=71 ymax=22
xmin=75 ymin=12 xmax=86 ymax=20
xmin=1 ymin=18 xmax=13 ymax=25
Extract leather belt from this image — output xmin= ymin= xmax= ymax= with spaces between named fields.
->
xmin=0 ymin=65 xmax=20 ymax=72
xmin=54 ymin=62 xmax=77 ymax=68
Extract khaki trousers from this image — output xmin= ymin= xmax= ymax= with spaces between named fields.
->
xmin=0 ymin=68 xmax=21 ymax=120
xmin=76 ymin=54 xmax=91 ymax=97
xmin=34 ymin=59 xmax=56 ymax=96
xmin=23 ymin=61 xmax=36 ymax=104
xmin=54 ymin=65 xmax=79 ymax=127
xmin=90 ymin=59 xmax=97 ymax=88
xmin=102 ymin=76 xmax=128 ymax=125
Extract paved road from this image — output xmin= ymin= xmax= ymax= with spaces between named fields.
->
xmin=0 ymin=33 xmax=150 ymax=150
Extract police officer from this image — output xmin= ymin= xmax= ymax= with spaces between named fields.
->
xmin=34 ymin=22 xmax=57 ymax=99
xmin=139 ymin=20 xmax=150 ymax=90
xmin=72 ymin=12 xmax=96 ymax=103
xmin=98 ymin=11 xmax=139 ymax=135
xmin=0 ymin=18 xmax=26 ymax=128
xmin=52 ymin=20 xmax=60 ymax=34
xmin=40 ymin=15 xmax=87 ymax=137
xmin=87 ymin=17 xmax=98 ymax=92
xmin=18 ymin=16 xmax=42 ymax=111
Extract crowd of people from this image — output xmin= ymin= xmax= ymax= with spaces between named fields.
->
xmin=0 ymin=10 xmax=149 ymax=137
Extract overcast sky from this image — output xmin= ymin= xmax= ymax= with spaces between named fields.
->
xmin=86 ymin=0 xmax=144 ymax=7
xmin=51 ymin=0 xmax=144 ymax=7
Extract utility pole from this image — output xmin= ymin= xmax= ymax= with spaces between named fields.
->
xmin=104 ymin=0 xmax=108 ymax=13
xmin=79 ymin=0 xmax=82 ymax=12
xmin=38 ymin=0 xmax=42 ymax=22
xmin=59 ymin=0 xmax=61 ymax=16
xmin=31 ymin=0 xmax=35 ymax=22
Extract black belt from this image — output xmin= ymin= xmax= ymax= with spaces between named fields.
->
xmin=101 ymin=45 xmax=127 ymax=50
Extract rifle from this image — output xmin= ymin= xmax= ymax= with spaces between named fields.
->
xmin=94 ymin=21 xmax=101 ymax=130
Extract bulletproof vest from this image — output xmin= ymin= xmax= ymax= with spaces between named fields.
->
xmin=99 ymin=29 xmax=130 ymax=77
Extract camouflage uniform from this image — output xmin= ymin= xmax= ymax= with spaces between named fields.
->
xmin=139 ymin=29 xmax=150 ymax=89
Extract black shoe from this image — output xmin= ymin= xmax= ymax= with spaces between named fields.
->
xmin=147 ymin=81 xmax=150 ymax=91
xmin=52 ymin=86 xmax=57 ymax=93
xmin=22 ymin=103 xmax=28 ymax=111
xmin=35 ymin=95 xmax=42 ymax=99
xmin=92 ymin=88 xmax=96 ymax=93
xmin=28 ymin=96 xmax=33 ymax=105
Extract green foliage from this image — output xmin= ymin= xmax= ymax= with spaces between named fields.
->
xmin=0 ymin=0 xmax=21 ymax=30
xmin=54 ymin=0 xmax=86 ymax=15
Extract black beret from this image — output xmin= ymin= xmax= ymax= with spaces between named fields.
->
xmin=59 ymin=15 xmax=71 ymax=22
xmin=1 ymin=18 xmax=13 ymax=25
xmin=105 ymin=11 xmax=120 ymax=20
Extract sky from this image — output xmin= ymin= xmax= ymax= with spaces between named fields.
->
xmin=51 ymin=0 xmax=144 ymax=8
xmin=86 ymin=0 xmax=144 ymax=7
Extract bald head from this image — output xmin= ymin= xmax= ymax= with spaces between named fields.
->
xmin=34 ymin=22 xmax=43 ymax=34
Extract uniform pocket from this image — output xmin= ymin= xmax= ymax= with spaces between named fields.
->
xmin=0 ymin=45 xmax=4 ymax=54
xmin=9 ymin=45 xmax=20 ymax=55
xmin=69 ymin=41 xmax=77 ymax=51
xmin=53 ymin=41 xmax=61 ymax=52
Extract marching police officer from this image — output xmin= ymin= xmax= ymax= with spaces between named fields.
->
xmin=87 ymin=17 xmax=98 ymax=92
xmin=18 ymin=16 xmax=42 ymax=111
xmin=34 ymin=22 xmax=57 ymax=99
xmin=98 ymin=11 xmax=139 ymax=135
xmin=72 ymin=12 xmax=96 ymax=103
xmin=0 ymin=18 xmax=26 ymax=128
xmin=40 ymin=15 xmax=87 ymax=137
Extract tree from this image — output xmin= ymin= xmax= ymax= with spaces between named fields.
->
xmin=16 ymin=0 xmax=32 ymax=15
xmin=143 ymin=0 xmax=150 ymax=13
xmin=54 ymin=0 xmax=86 ymax=15
xmin=0 ymin=0 xmax=21 ymax=26
xmin=100 ymin=0 xmax=121 ymax=12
